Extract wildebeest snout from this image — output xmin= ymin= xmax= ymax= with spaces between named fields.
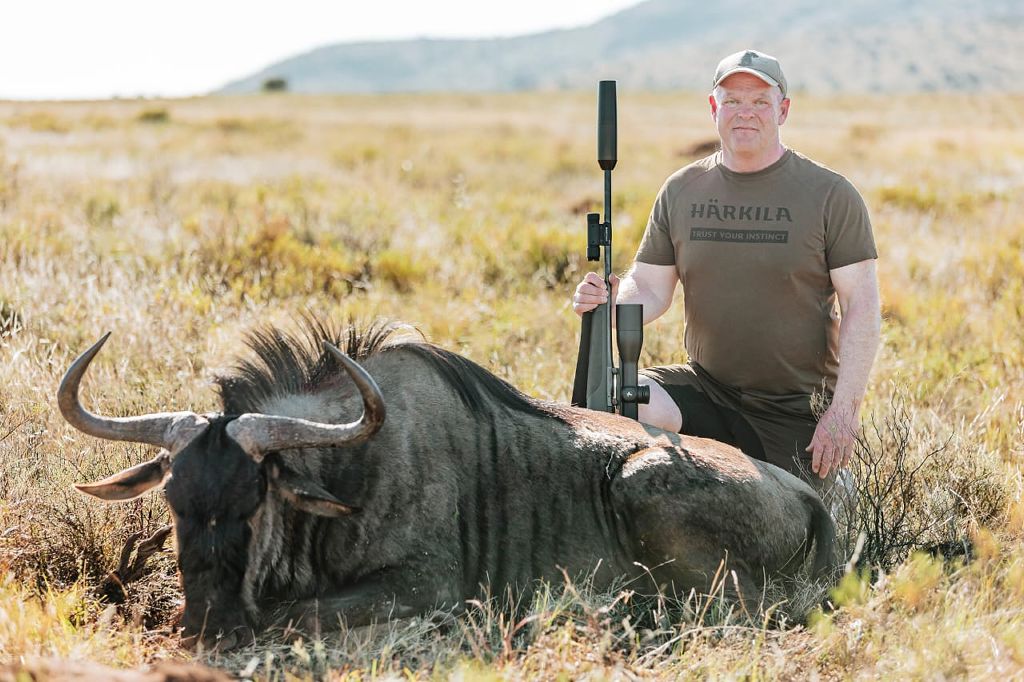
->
xmin=177 ymin=588 xmax=255 ymax=652
xmin=179 ymin=617 xmax=255 ymax=652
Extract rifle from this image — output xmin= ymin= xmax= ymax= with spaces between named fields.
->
xmin=570 ymin=81 xmax=650 ymax=419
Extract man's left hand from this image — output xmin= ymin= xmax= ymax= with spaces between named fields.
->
xmin=805 ymin=405 xmax=859 ymax=479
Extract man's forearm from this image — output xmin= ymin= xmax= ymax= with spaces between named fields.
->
xmin=831 ymin=300 xmax=881 ymax=416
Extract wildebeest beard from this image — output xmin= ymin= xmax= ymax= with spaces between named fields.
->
xmin=163 ymin=416 xmax=265 ymax=647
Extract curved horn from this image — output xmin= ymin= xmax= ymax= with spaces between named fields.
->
xmin=226 ymin=342 xmax=386 ymax=461
xmin=58 ymin=333 xmax=208 ymax=451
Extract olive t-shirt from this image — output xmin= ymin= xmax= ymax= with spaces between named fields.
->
xmin=635 ymin=149 xmax=877 ymax=396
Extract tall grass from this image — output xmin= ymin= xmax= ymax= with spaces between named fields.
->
xmin=0 ymin=92 xmax=1022 ymax=678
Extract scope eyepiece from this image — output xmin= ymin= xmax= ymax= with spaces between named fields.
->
xmin=620 ymin=385 xmax=650 ymax=405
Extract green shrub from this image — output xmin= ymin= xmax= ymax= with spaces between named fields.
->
xmin=83 ymin=192 xmax=120 ymax=228
xmin=372 ymin=248 xmax=432 ymax=293
xmin=8 ymin=111 xmax=69 ymax=133
xmin=136 ymin=108 xmax=169 ymax=124
xmin=0 ymin=300 xmax=21 ymax=338
xmin=262 ymin=77 xmax=288 ymax=92
xmin=194 ymin=217 xmax=363 ymax=301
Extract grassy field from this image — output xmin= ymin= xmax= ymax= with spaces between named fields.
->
xmin=0 ymin=91 xmax=1022 ymax=679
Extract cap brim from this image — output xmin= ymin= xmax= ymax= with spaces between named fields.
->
xmin=714 ymin=67 xmax=780 ymax=91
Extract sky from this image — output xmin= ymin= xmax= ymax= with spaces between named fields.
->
xmin=1 ymin=1 xmax=642 ymax=100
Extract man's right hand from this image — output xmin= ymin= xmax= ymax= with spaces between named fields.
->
xmin=572 ymin=273 xmax=619 ymax=317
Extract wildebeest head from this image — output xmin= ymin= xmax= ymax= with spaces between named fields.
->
xmin=57 ymin=333 xmax=386 ymax=649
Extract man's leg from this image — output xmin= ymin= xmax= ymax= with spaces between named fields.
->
xmin=639 ymin=364 xmax=768 ymax=461
xmin=638 ymin=376 xmax=683 ymax=432
xmin=741 ymin=408 xmax=838 ymax=497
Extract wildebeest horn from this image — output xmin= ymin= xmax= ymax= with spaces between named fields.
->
xmin=226 ymin=342 xmax=386 ymax=461
xmin=58 ymin=333 xmax=209 ymax=451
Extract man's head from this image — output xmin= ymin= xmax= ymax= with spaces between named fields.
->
xmin=709 ymin=50 xmax=790 ymax=164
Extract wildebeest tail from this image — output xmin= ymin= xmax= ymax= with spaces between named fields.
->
xmin=804 ymin=491 xmax=838 ymax=581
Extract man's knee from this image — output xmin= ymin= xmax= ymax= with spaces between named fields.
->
xmin=638 ymin=377 xmax=682 ymax=432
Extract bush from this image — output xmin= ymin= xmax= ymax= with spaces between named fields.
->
xmin=8 ymin=111 xmax=69 ymax=133
xmin=0 ymin=300 xmax=21 ymax=338
xmin=829 ymin=390 xmax=1006 ymax=572
xmin=262 ymin=77 xmax=288 ymax=92
xmin=83 ymin=192 xmax=120 ymax=228
xmin=193 ymin=217 xmax=364 ymax=301
xmin=373 ymin=248 xmax=433 ymax=293
xmin=136 ymin=108 xmax=169 ymax=124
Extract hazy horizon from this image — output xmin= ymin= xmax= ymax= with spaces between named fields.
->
xmin=1 ymin=0 xmax=639 ymax=101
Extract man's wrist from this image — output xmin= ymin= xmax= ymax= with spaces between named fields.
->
xmin=826 ymin=390 xmax=863 ymax=417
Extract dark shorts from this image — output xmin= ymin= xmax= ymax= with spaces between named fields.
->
xmin=640 ymin=362 xmax=836 ymax=494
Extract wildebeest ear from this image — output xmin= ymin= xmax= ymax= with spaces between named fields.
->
xmin=270 ymin=462 xmax=360 ymax=517
xmin=75 ymin=453 xmax=171 ymax=501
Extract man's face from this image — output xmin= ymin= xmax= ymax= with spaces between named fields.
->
xmin=709 ymin=72 xmax=790 ymax=157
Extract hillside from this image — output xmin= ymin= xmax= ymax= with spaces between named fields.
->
xmin=220 ymin=0 xmax=1024 ymax=94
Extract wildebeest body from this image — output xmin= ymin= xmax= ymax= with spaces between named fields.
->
xmin=236 ymin=347 xmax=642 ymax=618
xmin=62 ymin=319 xmax=834 ymax=646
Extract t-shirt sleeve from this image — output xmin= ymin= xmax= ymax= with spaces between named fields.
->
xmin=635 ymin=180 xmax=677 ymax=266
xmin=824 ymin=177 xmax=877 ymax=269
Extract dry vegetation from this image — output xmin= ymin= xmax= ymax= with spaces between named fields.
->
xmin=0 ymin=91 xmax=1022 ymax=679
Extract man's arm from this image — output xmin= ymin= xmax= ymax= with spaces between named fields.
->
xmin=806 ymin=258 xmax=882 ymax=479
xmin=572 ymin=262 xmax=679 ymax=325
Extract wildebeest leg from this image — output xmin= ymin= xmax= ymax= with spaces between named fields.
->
xmin=629 ymin=541 xmax=767 ymax=617
xmin=267 ymin=578 xmax=454 ymax=637
xmin=715 ymin=563 xmax=767 ymax=618
xmin=613 ymin=446 xmax=773 ymax=617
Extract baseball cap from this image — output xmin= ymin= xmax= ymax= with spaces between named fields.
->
xmin=713 ymin=50 xmax=788 ymax=98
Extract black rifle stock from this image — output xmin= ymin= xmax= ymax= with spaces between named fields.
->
xmin=571 ymin=81 xmax=650 ymax=418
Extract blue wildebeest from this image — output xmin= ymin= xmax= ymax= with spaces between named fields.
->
xmin=59 ymin=319 xmax=835 ymax=649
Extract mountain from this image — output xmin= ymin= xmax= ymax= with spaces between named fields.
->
xmin=220 ymin=0 xmax=1024 ymax=94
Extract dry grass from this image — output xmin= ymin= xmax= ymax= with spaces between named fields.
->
xmin=0 ymin=91 xmax=1022 ymax=679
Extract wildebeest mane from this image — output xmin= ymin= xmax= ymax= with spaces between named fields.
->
xmin=215 ymin=315 xmax=567 ymax=422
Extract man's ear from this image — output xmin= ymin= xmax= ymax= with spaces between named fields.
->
xmin=709 ymin=93 xmax=719 ymax=120
xmin=75 ymin=453 xmax=171 ymax=501
xmin=269 ymin=461 xmax=360 ymax=517
xmin=778 ymin=97 xmax=791 ymax=125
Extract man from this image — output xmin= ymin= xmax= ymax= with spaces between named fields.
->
xmin=572 ymin=49 xmax=881 ymax=494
